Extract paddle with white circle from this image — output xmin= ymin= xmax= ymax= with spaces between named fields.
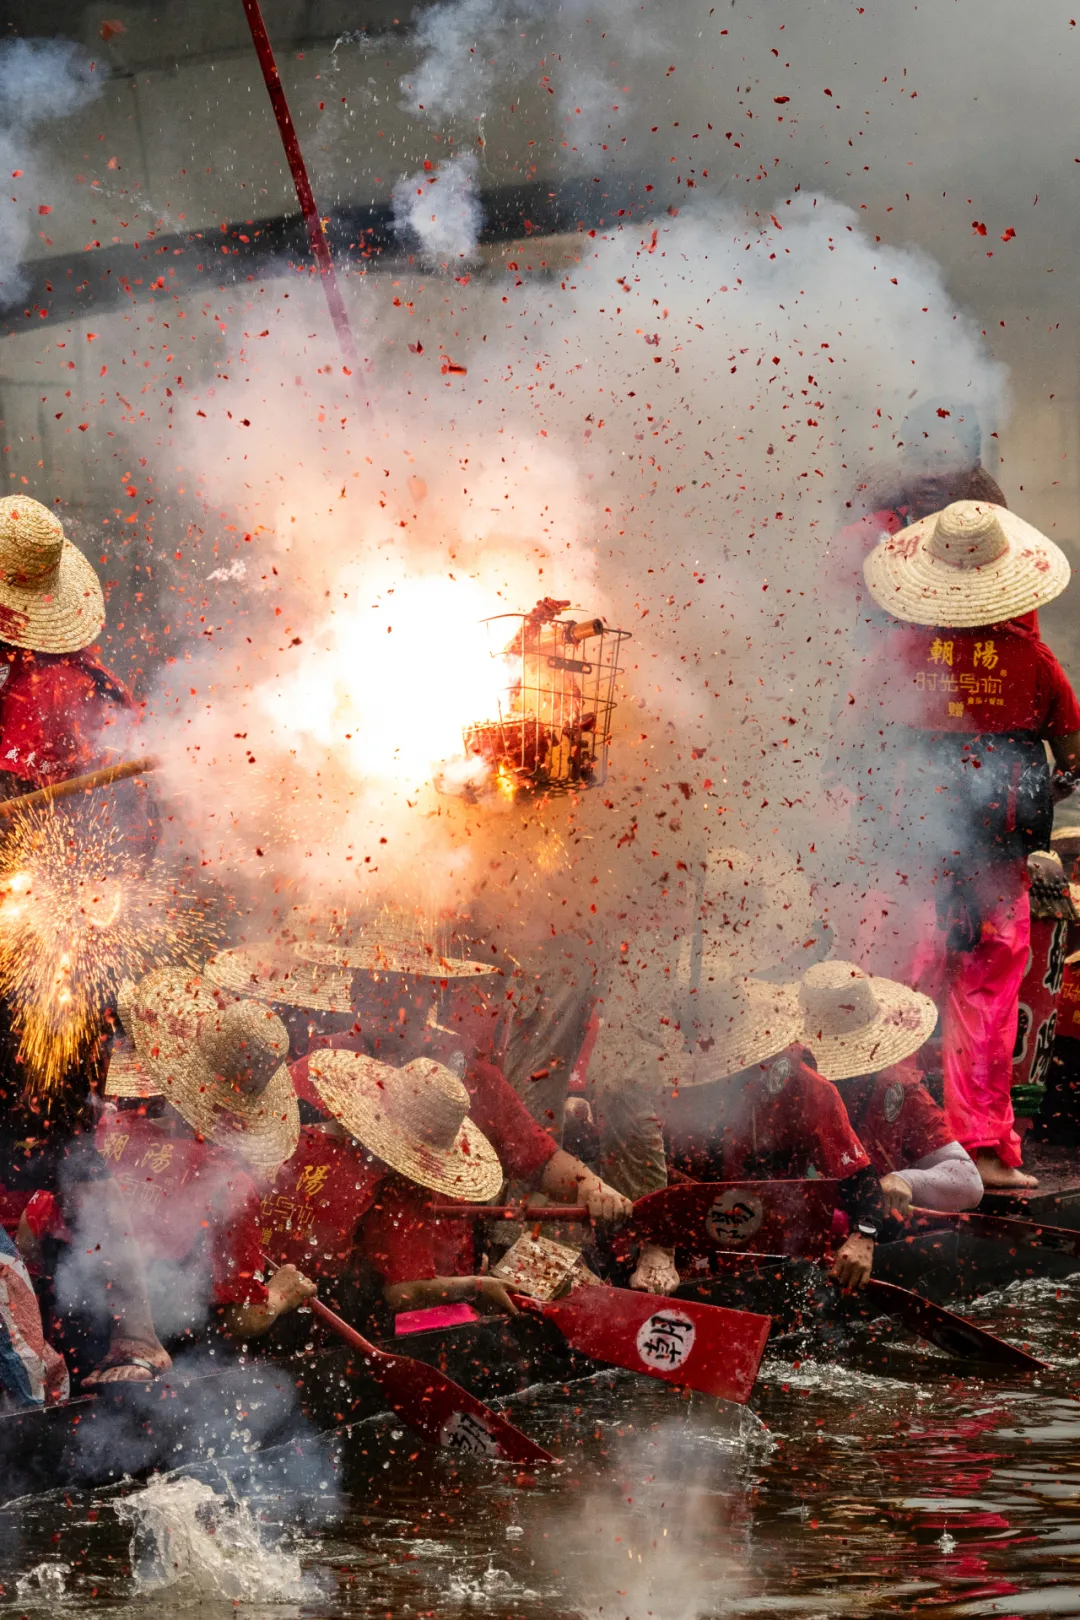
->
xmin=513 ymin=1285 xmax=771 ymax=1403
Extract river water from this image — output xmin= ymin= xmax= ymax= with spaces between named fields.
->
xmin=1 ymin=1271 xmax=1078 ymax=1620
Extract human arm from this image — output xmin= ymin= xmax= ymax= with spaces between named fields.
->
xmin=538 ymin=1148 xmax=633 ymax=1222
xmin=891 ymin=1141 xmax=983 ymax=1213
xmin=221 ymin=1263 xmax=317 ymax=1339
xmin=383 ymin=1274 xmax=521 ymax=1316
xmin=1050 ymin=730 xmax=1080 ymax=774
xmin=832 ymin=1164 xmax=887 ymax=1290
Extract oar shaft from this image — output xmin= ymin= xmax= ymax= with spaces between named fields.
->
xmin=431 ymin=1204 xmax=591 ymax=1221
xmin=309 ymin=1294 xmax=382 ymax=1358
xmin=910 ymin=1205 xmax=1080 ymax=1256
xmin=0 ymin=756 xmax=158 ymax=821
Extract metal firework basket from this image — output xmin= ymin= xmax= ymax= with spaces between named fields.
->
xmin=463 ymin=605 xmax=629 ymax=794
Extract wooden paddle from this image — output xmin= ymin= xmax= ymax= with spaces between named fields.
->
xmin=289 ymin=1287 xmax=554 ymax=1465
xmin=708 ymin=1252 xmax=1047 ymax=1371
xmin=906 ymin=1205 xmax=1080 ymax=1258
xmin=511 ymin=1284 xmax=771 ymax=1403
xmin=433 ymin=1177 xmax=837 ymax=1258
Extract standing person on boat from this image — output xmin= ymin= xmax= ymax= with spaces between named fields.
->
xmin=862 ymin=500 xmax=1079 ymax=1190
xmin=592 ymin=975 xmax=886 ymax=1292
xmin=0 ymin=495 xmax=168 ymax=1385
xmin=797 ymin=960 xmax=983 ymax=1216
xmin=23 ymin=971 xmax=317 ymax=1351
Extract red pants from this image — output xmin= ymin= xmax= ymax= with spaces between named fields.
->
xmin=909 ymin=868 xmax=1030 ymax=1168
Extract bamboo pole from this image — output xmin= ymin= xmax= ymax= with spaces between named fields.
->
xmin=0 ymin=757 xmax=159 ymax=822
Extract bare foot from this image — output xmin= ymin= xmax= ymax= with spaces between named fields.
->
xmin=83 ymin=1338 xmax=172 ymax=1387
xmin=975 ymin=1151 xmax=1039 ymax=1190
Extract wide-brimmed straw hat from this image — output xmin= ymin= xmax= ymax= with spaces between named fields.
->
xmin=863 ymin=500 xmax=1070 ymax=628
xmin=104 ymin=979 xmax=161 ymax=1098
xmin=797 ymin=959 xmax=937 ymax=1081
xmin=0 ymin=496 xmax=105 ymax=653
xmin=329 ymin=909 xmax=497 ymax=979
xmin=682 ymin=974 xmax=802 ymax=1085
xmin=204 ymin=944 xmax=354 ymax=1013
xmin=306 ymin=1049 xmax=503 ymax=1199
xmin=129 ymin=967 xmax=299 ymax=1171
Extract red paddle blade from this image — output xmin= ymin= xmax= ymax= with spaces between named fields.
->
xmin=862 ymin=1279 xmax=1048 ymax=1371
xmin=634 ymin=1179 xmax=837 ymax=1257
xmin=367 ymin=1344 xmax=557 ymax=1465
xmin=533 ymin=1285 xmax=771 ymax=1404
xmin=309 ymin=1298 xmax=554 ymax=1465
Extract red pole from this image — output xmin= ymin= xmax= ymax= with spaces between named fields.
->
xmin=239 ymin=0 xmax=365 ymax=391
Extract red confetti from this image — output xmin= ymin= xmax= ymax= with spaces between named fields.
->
xmin=1001 ymin=226 xmax=1016 ymax=242
xmin=37 ymin=205 xmax=51 ymax=215
xmin=971 ymin=221 xmax=987 ymax=235
xmin=99 ymin=19 xmax=126 ymax=38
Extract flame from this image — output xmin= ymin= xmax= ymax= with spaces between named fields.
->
xmin=495 ymin=761 xmax=518 ymax=802
xmin=262 ymin=572 xmax=510 ymax=788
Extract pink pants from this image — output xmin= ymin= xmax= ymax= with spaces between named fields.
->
xmin=908 ymin=869 xmax=1031 ymax=1169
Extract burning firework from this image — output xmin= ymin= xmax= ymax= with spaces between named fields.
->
xmin=0 ymin=798 xmax=222 ymax=1097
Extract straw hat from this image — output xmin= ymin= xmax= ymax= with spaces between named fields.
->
xmin=682 ymin=974 xmax=802 ymax=1086
xmin=698 ymin=846 xmax=815 ymax=977
xmin=862 ymin=500 xmax=1070 ymax=628
xmin=104 ymin=979 xmax=161 ymax=1098
xmin=797 ymin=959 xmax=938 ymax=1082
xmin=129 ymin=967 xmax=299 ymax=1172
xmin=306 ymin=1048 xmax=503 ymax=1200
xmin=0 ymin=497 xmax=105 ymax=653
xmin=336 ymin=910 xmax=497 ymax=979
xmin=204 ymin=944 xmax=354 ymax=1013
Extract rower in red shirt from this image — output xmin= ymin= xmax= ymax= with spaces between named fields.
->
xmin=96 ymin=969 xmax=315 ymax=1342
xmin=796 ymin=959 xmax=983 ymax=1218
xmin=0 ymin=495 xmax=165 ymax=1385
xmin=592 ymin=974 xmax=886 ymax=1291
xmin=263 ymin=918 xmax=632 ymax=1314
xmin=862 ymin=501 xmax=1080 ymax=1188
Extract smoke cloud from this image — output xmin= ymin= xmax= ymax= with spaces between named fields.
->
xmin=0 ymin=40 xmax=103 ymax=309
xmin=393 ymin=153 xmax=485 ymax=267
xmin=135 ymin=187 xmax=1005 ymax=978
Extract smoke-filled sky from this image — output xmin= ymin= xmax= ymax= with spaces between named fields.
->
xmin=1 ymin=0 xmax=1076 ymax=984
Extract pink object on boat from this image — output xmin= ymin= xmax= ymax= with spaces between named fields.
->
xmin=394 ymin=1302 xmax=480 ymax=1336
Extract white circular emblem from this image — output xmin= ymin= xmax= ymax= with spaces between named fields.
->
xmin=439 ymin=1408 xmax=500 ymax=1457
xmin=447 ymin=1050 xmax=467 ymax=1078
xmin=765 ymin=1056 xmax=791 ymax=1095
xmin=636 ymin=1309 xmax=696 ymax=1372
xmin=705 ymin=1188 xmax=765 ymax=1245
xmin=882 ymin=1080 xmax=905 ymax=1124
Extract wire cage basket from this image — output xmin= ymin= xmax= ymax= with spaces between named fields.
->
xmin=462 ymin=604 xmax=630 ymax=795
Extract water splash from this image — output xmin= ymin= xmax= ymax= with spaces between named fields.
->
xmin=14 ymin=1562 xmax=70 ymax=1602
xmin=114 ymin=1476 xmax=314 ymax=1601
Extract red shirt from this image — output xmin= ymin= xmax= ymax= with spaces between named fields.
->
xmin=878 ymin=621 xmax=1080 ymax=738
xmin=833 ymin=1063 xmax=955 ymax=1177
xmin=262 ymin=1114 xmax=385 ymax=1280
xmin=96 ymin=1110 xmax=267 ymax=1307
xmin=359 ymin=1173 xmax=471 ymax=1285
xmin=0 ymin=648 xmax=135 ymax=788
xmin=663 ymin=1045 xmax=871 ymax=1184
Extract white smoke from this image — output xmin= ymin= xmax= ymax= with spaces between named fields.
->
xmin=0 ymin=40 xmax=104 ymax=309
xmin=136 ymin=189 xmax=1006 ymax=972
xmin=393 ymin=152 xmax=485 ymax=268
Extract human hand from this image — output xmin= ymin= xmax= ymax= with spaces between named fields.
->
xmin=831 ymin=1233 xmax=874 ymax=1292
xmin=629 ymin=1244 xmax=679 ymax=1295
xmin=465 ymin=1276 xmax=521 ymax=1316
xmin=879 ymin=1172 xmax=914 ymax=1218
xmin=577 ymin=1172 xmax=633 ymax=1224
xmin=564 ymin=1096 xmax=594 ymax=1124
xmin=269 ymin=1263 xmax=318 ymax=1316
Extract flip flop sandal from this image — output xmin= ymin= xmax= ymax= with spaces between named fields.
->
xmin=83 ymin=1352 xmax=165 ymax=1386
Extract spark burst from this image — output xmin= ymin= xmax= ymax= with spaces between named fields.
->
xmin=0 ymin=799 xmax=222 ymax=1097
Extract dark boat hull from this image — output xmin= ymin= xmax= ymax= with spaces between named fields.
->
xmin=0 ymin=1311 xmax=590 ymax=1507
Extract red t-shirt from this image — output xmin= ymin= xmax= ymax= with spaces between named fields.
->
xmin=833 ymin=1062 xmax=955 ymax=1177
xmin=877 ymin=621 xmax=1080 ymax=738
xmin=0 ymin=648 xmax=135 ymax=788
xmin=261 ymin=1115 xmax=385 ymax=1280
xmin=663 ymin=1045 xmax=871 ymax=1184
xmin=358 ymin=1173 xmax=472 ymax=1285
xmin=96 ymin=1110 xmax=267 ymax=1307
